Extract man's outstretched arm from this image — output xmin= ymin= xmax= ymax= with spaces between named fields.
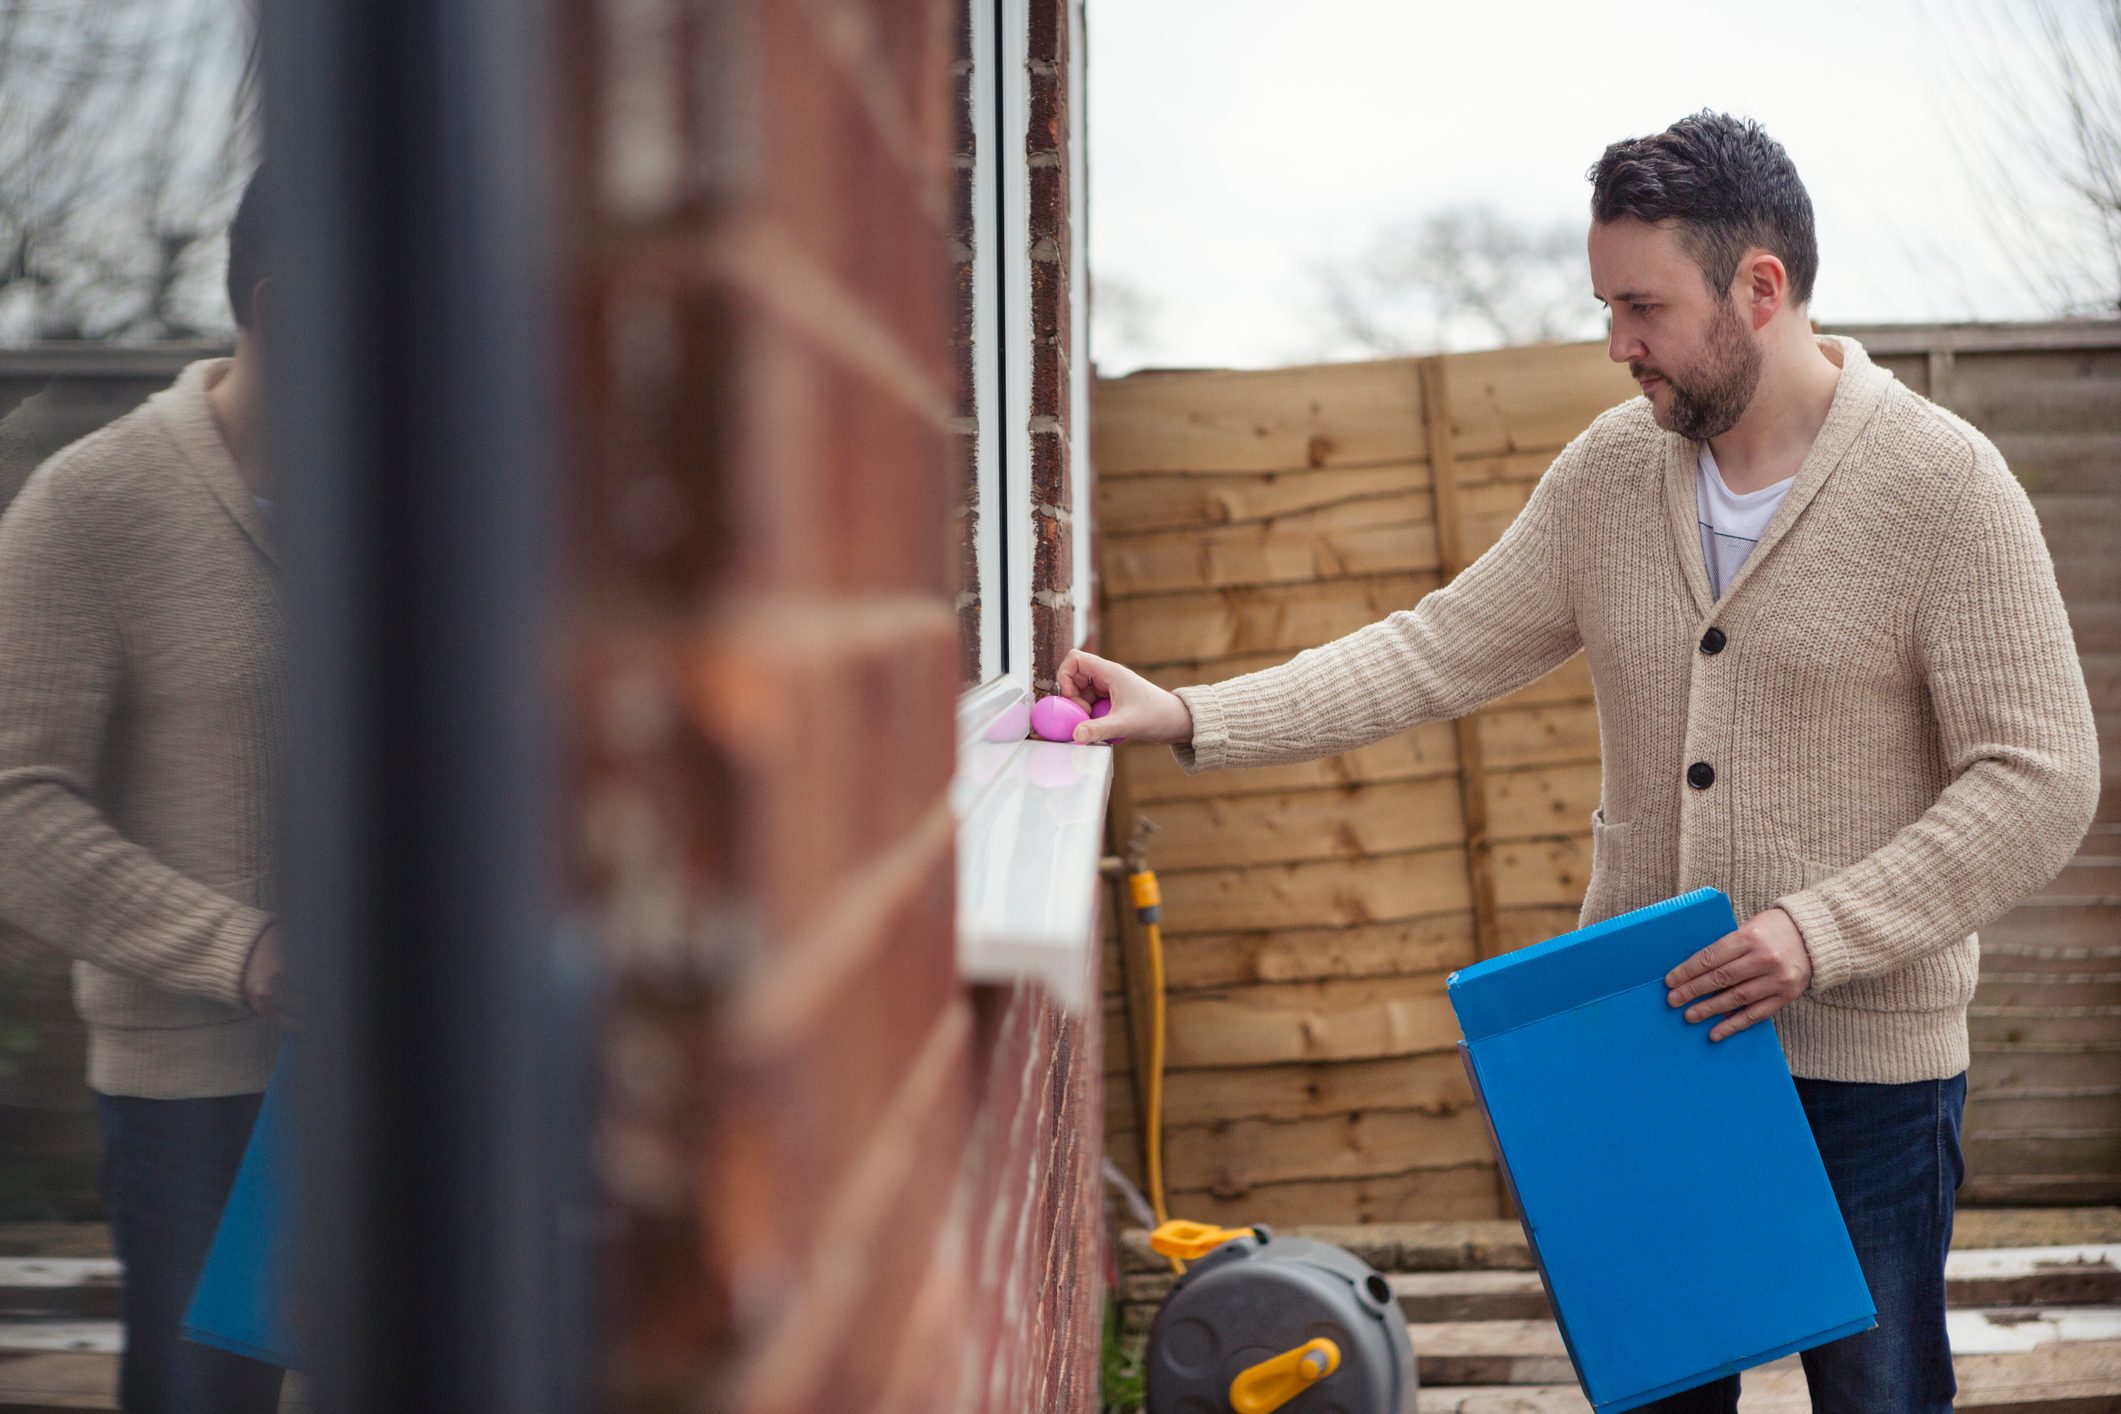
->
xmin=1065 ymin=435 xmax=1585 ymax=773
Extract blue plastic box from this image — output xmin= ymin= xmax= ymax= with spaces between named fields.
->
xmin=184 ymin=1049 xmax=298 ymax=1368
xmin=1446 ymin=888 xmax=1873 ymax=1411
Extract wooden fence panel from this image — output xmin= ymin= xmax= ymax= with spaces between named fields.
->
xmin=1099 ymin=323 xmax=2121 ymax=1226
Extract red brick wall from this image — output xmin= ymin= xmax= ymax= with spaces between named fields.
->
xmin=1027 ymin=0 xmax=1077 ymax=689
xmin=561 ymin=1 xmax=1103 ymax=1410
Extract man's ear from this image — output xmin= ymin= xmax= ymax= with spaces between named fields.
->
xmin=1740 ymin=250 xmax=1787 ymax=332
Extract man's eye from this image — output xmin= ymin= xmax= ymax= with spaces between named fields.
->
xmin=1631 ymin=303 xmax=1653 ymax=316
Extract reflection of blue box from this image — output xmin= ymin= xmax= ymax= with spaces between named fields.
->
xmin=1447 ymin=888 xmax=1872 ymax=1412
xmin=184 ymin=1050 xmax=297 ymax=1368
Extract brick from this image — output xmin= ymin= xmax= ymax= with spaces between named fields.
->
xmin=1029 ymin=0 xmax=1068 ymax=66
xmin=1032 ymin=507 xmax=1071 ymax=591
xmin=957 ymin=600 xmax=982 ymax=687
xmin=1029 ymin=426 xmax=1070 ymax=507
xmin=569 ymin=262 xmax=743 ymax=610
xmin=1030 ymin=338 xmax=1070 ymax=429
xmin=1029 ymin=161 xmax=1071 ymax=268
xmin=1027 ymin=63 xmax=1066 ymax=157
xmin=1030 ymin=252 xmax=1070 ymax=351
xmin=1030 ymin=596 xmax=1075 ymax=686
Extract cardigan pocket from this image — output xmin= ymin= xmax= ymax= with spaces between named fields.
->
xmin=1585 ymin=807 xmax=1653 ymax=923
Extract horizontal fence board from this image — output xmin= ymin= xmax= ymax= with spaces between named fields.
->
xmin=1972 ymin=1048 xmax=2121 ymax=1095
xmin=1098 ymin=462 xmax=1428 ymax=535
xmin=1157 ymin=849 xmax=1472 ymax=936
xmin=1162 ymin=1105 xmax=1495 ymax=1192
xmin=1980 ymin=976 xmax=2121 ymax=1009
xmin=1440 ymin=343 xmax=1641 ymax=460
xmin=1107 ymin=571 xmax=1443 ymax=666
xmin=1950 ymin=349 xmax=2121 ymax=429
xmin=1101 ymin=491 xmax=1440 ymax=596
xmin=1106 ymin=1050 xmax=1478 ymax=1130
xmin=1100 ymin=465 xmax=1535 ymax=543
xmin=1490 ymin=837 xmax=1596 ymax=911
xmin=1156 ymin=1164 xmax=1504 ymax=1228
xmin=1124 ymin=721 xmax=1460 ymax=804
xmin=1976 ymin=907 xmax=2121 ymax=949
xmin=1091 ymin=359 xmax=1428 ymax=476
xmin=1486 ymin=760 xmax=1605 ymax=842
xmin=1134 ymin=776 xmax=1467 ymax=871
xmin=1963 ymin=1134 xmax=2121 ymax=1175
xmin=1960 ymin=1174 xmax=2121 ymax=1205
xmin=1496 ymin=906 xmax=1586 ymax=953
xmin=1974 ymin=1009 xmax=2121 ymax=1047
xmin=1151 ymin=913 xmax=1481 ymax=992
xmin=1156 ymin=972 xmax=1462 ymax=1069
xmin=1968 ymin=1092 xmax=2121 ymax=1133
xmin=1995 ymin=429 xmax=2121 ymax=495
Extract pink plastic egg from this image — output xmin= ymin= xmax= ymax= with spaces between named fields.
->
xmin=1091 ymin=698 xmax=1125 ymax=744
xmin=1030 ymin=695 xmax=1089 ymax=743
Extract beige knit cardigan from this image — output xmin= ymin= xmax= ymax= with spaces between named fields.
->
xmin=1172 ymin=335 xmax=2101 ymax=1083
xmin=0 ymin=360 xmax=281 ymax=1098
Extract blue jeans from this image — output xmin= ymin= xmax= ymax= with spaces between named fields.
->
xmin=95 ymin=1091 xmax=285 ymax=1414
xmin=1634 ymin=1071 xmax=1967 ymax=1412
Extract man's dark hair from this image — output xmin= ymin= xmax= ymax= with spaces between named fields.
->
xmin=1587 ymin=111 xmax=1818 ymax=307
xmin=226 ymin=164 xmax=271 ymax=329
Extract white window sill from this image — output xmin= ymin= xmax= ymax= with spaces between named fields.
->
xmin=951 ymin=677 xmax=1113 ymax=1013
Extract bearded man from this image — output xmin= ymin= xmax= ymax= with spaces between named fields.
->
xmin=1058 ymin=111 xmax=2100 ymax=1412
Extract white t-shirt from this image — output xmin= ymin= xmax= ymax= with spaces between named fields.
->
xmin=1696 ymin=443 xmax=1793 ymax=600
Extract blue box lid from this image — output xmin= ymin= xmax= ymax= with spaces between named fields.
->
xmin=1447 ymin=886 xmax=1735 ymax=1039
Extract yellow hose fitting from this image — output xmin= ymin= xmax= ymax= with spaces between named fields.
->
xmin=1228 ymin=1338 xmax=1341 ymax=1414
xmin=1148 ymin=1218 xmax=1256 ymax=1261
xmin=1128 ymin=868 xmax=1161 ymax=920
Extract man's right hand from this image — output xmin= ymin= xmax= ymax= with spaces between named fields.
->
xmin=1055 ymin=649 xmax=1194 ymax=746
xmin=242 ymin=925 xmax=294 ymax=1026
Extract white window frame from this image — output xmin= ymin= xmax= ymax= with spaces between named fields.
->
xmin=964 ymin=0 xmax=1032 ymax=702
xmin=952 ymin=0 xmax=1106 ymax=1012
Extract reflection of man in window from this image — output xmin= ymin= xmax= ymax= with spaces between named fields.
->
xmin=0 ymin=166 xmax=286 ymax=1414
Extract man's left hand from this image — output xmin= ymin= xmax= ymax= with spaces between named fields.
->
xmin=1665 ymin=907 xmax=1813 ymax=1042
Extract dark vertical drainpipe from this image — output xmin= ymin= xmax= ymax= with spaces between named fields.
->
xmin=266 ymin=2 xmax=589 ymax=1409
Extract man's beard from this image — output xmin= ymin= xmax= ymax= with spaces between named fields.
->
xmin=1635 ymin=298 xmax=1762 ymax=441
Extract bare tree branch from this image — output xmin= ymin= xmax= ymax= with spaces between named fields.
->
xmin=1311 ymin=203 xmax=1603 ymax=356
xmin=1919 ymin=0 xmax=2121 ymax=316
xmin=0 ymin=0 xmax=255 ymax=341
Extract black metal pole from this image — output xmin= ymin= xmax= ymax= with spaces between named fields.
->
xmin=266 ymin=1 xmax=582 ymax=1409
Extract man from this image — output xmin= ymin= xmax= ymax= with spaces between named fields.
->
xmin=0 ymin=166 xmax=287 ymax=1412
xmin=1061 ymin=112 xmax=2099 ymax=1411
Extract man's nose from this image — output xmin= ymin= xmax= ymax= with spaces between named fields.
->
xmin=1607 ymin=326 xmax=1644 ymax=365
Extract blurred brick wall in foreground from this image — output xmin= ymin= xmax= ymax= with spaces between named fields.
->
xmin=558 ymin=1 xmax=1101 ymax=1410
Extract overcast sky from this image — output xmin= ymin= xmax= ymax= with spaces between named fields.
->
xmin=1084 ymin=0 xmax=2110 ymax=373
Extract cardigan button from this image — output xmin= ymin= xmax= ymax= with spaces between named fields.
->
xmin=1687 ymin=761 xmax=1716 ymax=790
xmin=1700 ymin=627 xmax=1727 ymax=655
